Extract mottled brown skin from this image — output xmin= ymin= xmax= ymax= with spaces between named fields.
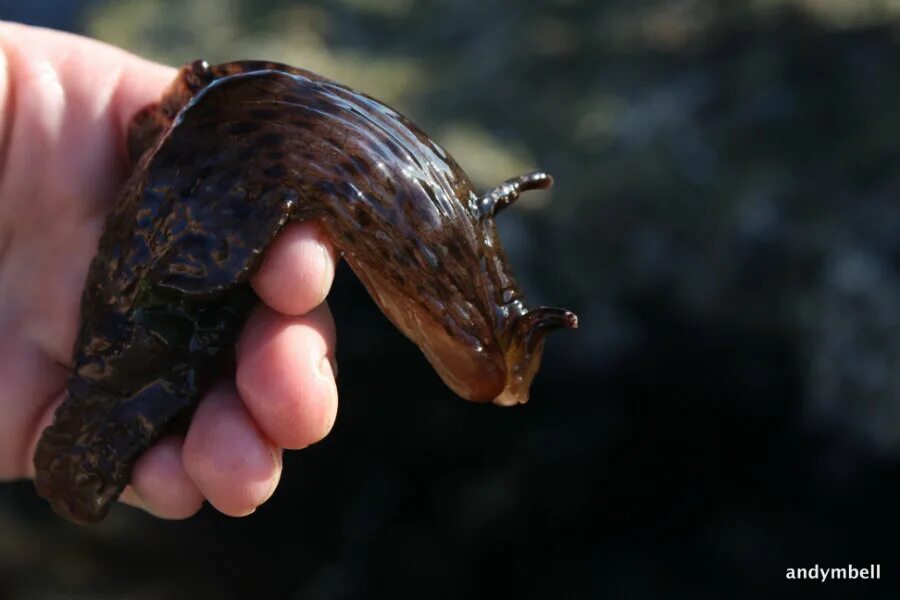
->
xmin=33 ymin=61 xmax=577 ymax=524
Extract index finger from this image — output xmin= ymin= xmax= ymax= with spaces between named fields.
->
xmin=251 ymin=221 xmax=337 ymax=317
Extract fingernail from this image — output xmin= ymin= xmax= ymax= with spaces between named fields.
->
xmin=320 ymin=353 xmax=337 ymax=380
xmin=125 ymin=487 xmax=147 ymax=509
xmin=315 ymin=240 xmax=330 ymax=285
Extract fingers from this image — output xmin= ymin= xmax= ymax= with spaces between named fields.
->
xmin=236 ymin=302 xmax=338 ymax=450
xmin=123 ymin=290 xmax=337 ymax=518
xmin=246 ymin=221 xmax=338 ymax=446
xmin=251 ymin=221 xmax=336 ymax=316
xmin=134 ymin=294 xmax=337 ymax=518
xmin=133 ymin=247 xmax=338 ymax=518
xmin=122 ymin=378 xmax=290 ymax=519
xmin=120 ymin=436 xmax=204 ymax=519
xmin=182 ymin=384 xmax=283 ymax=517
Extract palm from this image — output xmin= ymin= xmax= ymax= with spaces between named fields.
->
xmin=0 ymin=25 xmax=176 ymax=480
xmin=0 ymin=23 xmax=339 ymax=520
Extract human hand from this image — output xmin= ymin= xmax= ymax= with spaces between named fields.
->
xmin=0 ymin=22 xmax=339 ymax=519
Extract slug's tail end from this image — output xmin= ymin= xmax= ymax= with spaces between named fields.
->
xmin=494 ymin=306 xmax=578 ymax=407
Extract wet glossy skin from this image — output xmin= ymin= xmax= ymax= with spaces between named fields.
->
xmin=33 ymin=61 xmax=577 ymax=524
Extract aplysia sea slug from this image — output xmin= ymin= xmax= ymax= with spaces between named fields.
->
xmin=33 ymin=60 xmax=578 ymax=524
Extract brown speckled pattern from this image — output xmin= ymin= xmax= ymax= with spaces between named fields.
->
xmin=33 ymin=61 xmax=577 ymax=524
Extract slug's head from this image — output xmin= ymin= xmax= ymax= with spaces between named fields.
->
xmin=409 ymin=172 xmax=578 ymax=406
xmin=327 ymin=97 xmax=579 ymax=407
xmin=407 ymin=301 xmax=577 ymax=406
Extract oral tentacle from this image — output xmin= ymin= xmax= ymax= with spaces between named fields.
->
xmin=516 ymin=307 xmax=579 ymax=354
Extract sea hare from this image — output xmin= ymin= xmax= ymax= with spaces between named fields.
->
xmin=33 ymin=60 xmax=578 ymax=524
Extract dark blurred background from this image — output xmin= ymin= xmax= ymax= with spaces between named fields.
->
xmin=3 ymin=0 xmax=900 ymax=598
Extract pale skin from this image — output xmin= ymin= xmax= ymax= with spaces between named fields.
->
xmin=0 ymin=23 xmax=339 ymax=518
